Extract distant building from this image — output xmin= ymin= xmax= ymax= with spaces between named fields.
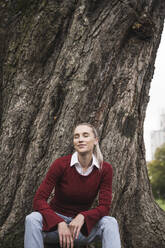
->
xmin=151 ymin=112 xmax=165 ymax=160
xmin=160 ymin=112 xmax=165 ymax=130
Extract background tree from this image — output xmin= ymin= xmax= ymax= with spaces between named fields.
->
xmin=0 ymin=0 xmax=165 ymax=248
xmin=148 ymin=143 xmax=165 ymax=199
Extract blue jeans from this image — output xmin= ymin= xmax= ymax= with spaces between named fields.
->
xmin=24 ymin=212 xmax=121 ymax=248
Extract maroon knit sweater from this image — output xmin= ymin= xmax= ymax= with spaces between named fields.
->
xmin=33 ymin=154 xmax=113 ymax=235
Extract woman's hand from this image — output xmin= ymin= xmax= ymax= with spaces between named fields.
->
xmin=58 ymin=221 xmax=73 ymax=248
xmin=69 ymin=214 xmax=85 ymax=240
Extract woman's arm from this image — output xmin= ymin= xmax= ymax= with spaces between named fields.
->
xmin=79 ymin=162 xmax=113 ymax=235
xmin=33 ymin=158 xmax=65 ymax=231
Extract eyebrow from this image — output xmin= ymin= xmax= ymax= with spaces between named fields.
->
xmin=74 ymin=132 xmax=90 ymax=136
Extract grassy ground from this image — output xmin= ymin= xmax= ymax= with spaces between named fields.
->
xmin=156 ymin=198 xmax=165 ymax=211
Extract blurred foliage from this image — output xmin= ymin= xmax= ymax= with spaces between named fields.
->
xmin=148 ymin=143 xmax=165 ymax=199
xmin=156 ymin=199 xmax=165 ymax=211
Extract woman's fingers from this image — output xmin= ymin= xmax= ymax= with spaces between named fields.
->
xmin=58 ymin=221 xmax=73 ymax=248
xmin=69 ymin=224 xmax=80 ymax=240
xmin=59 ymin=233 xmax=73 ymax=248
xmin=75 ymin=226 xmax=81 ymax=239
xmin=69 ymin=224 xmax=77 ymax=238
xmin=66 ymin=234 xmax=70 ymax=248
xmin=68 ymin=235 xmax=74 ymax=248
xmin=72 ymin=226 xmax=78 ymax=239
xmin=59 ymin=233 xmax=63 ymax=247
xmin=69 ymin=214 xmax=84 ymax=240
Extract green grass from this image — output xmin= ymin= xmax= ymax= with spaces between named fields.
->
xmin=156 ymin=198 xmax=165 ymax=211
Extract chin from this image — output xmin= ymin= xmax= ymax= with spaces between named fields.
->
xmin=77 ymin=150 xmax=90 ymax=155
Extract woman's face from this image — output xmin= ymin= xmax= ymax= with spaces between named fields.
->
xmin=73 ymin=125 xmax=98 ymax=155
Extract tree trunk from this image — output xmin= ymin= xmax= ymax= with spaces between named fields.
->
xmin=0 ymin=0 xmax=165 ymax=247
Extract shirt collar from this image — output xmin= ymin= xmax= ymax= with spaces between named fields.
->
xmin=70 ymin=151 xmax=100 ymax=169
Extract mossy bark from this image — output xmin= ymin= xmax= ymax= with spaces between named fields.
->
xmin=0 ymin=0 xmax=165 ymax=247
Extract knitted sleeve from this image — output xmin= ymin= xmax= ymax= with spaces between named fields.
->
xmin=33 ymin=158 xmax=65 ymax=231
xmin=80 ymin=162 xmax=113 ymax=235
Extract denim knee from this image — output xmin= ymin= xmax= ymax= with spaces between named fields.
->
xmin=99 ymin=216 xmax=118 ymax=229
xmin=25 ymin=212 xmax=43 ymax=226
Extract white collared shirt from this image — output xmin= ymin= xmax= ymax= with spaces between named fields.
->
xmin=70 ymin=152 xmax=99 ymax=176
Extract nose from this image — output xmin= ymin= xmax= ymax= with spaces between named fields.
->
xmin=78 ymin=135 xmax=84 ymax=142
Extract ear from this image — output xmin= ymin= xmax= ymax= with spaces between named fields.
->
xmin=94 ymin=138 xmax=98 ymax=146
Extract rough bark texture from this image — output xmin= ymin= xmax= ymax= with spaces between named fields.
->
xmin=0 ymin=0 xmax=165 ymax=247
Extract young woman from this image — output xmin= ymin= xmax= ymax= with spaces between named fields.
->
xmin=24 ymin=123 xmax=121 ymax=248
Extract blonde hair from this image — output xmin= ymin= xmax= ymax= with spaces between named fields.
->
xmin=74 ymin=123 xmax=103 ymax=167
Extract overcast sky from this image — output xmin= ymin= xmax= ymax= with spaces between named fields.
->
xmin=144 ymin=26 xmax=165 ymax=161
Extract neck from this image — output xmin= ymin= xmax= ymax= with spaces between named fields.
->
xmin=78 ymin=152 xmax=93 ymax=168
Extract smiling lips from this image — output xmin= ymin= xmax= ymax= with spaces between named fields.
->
xmin=78 ymin=144 xmax=86 ymax=148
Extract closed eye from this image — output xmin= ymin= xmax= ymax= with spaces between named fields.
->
xmin=74 ymin=134 xmax=79 ymax=138
xmin=83 ymin=133 xmax=89 ymax=137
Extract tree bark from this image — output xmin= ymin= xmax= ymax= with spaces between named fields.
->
xmin=0 ymin=0 xmax=165 ymax=247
